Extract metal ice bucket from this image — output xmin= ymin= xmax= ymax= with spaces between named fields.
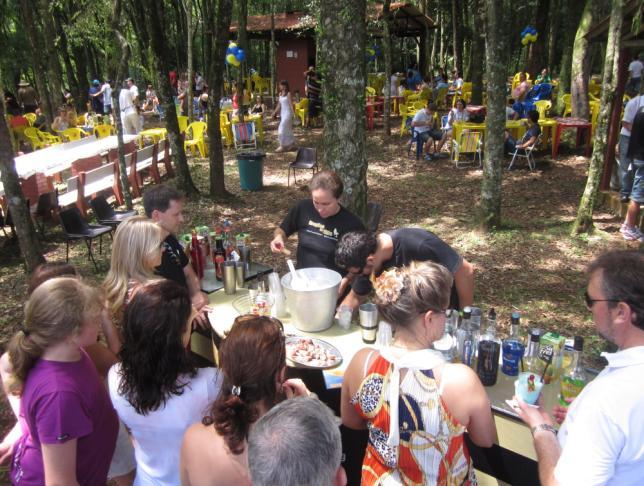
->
xmin=281 ymin=267 xmax=342 ymax=332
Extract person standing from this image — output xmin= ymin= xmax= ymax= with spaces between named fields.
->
xmin=91 ymin=79 xmax=113 ymax=116
xmin=119 ymin=80 xmax=139 ymax=135
xmin=618 ymin=89 xmax=643 ymax=203
xmin=620 ymin=102 xmax=644 ymax=242
xmin=516 ymin=250 xmax=644 ymax=486
xmin=17 ymin=80 xmax=38 ymax=114
xmin=89 ymin=79 xmax=103 ymax=114
xmin=271 ymin=80 xmax=296 ymax=153
xmin=306 ymin=70 xmax=322 ymax=127
xmin=627 ymin=53 xmax=643 ymax=93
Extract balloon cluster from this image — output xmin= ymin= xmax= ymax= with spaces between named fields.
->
xmin=226 ymin=42 xmax=246 ymax=67
xmin=521 ymin=27 xmax=538 ymax=46
xmin=365 ymin=44 xmax=382 ymax=63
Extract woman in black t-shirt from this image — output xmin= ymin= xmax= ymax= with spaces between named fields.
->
xmin=270 ymin=171 xmax=365 ymax=276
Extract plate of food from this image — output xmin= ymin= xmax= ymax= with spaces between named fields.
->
xmin=285 ymin=336 xmax=342 ymax=370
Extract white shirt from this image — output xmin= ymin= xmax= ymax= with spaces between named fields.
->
xmin=621 ymin=95 xmax=644 ymax=137
xmin=412 ymin=109 xmax=433 ymax=133
xmin=108 ymin=365 xmax=222 ymax=486
xmin=506 ymin=106 xmax=517 ymax=120
xmin=102 ymin=83 xmax=112 ymax=106
xmin=555 ymin=346 xmax=644 ymax=486
xmin=629 ymin=59 xmax=643 ymax=78
xmin=453 ymin=77 xmax=464 ymax=89
xmin=447 ymin=107 xmax=469 ymax=129
xmin=130 ymin=84 xmax=140 ymax=102
xmin=119 ymin=88 xmax=137 ymax=116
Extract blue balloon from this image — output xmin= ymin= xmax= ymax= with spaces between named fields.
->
xmin=230 ymin=46 xmax=239 ymax=56
xmin=530 ymin=27 xmax=537 ymax=35
xmin=236 ymin=48 xmax=245 ymax=62
xmin=521 ymin=28 xmax=527 ymax=37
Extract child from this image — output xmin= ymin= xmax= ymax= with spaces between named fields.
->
xmin=2 ymin=278 xmax=118 ymax=484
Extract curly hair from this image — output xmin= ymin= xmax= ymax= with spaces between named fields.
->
xmin=205 ymin=315 xmax=285 ymax=455
xmin=335 ymin=231 xmax=378 ymax=270
xmin=375 ymin=261 xmax=453 ymax=329
xmin=117 ymin=280 xmax=196 ymax=415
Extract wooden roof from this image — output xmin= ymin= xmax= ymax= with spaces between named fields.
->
xmin=586 ymin=0 xmax=644 ymax=48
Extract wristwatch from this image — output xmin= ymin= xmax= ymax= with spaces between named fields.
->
xmin=531 ymin=423 xmax=557 ymax=437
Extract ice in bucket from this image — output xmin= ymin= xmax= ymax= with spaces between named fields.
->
xmin=514 ymin=372 xmax=544 ymax=405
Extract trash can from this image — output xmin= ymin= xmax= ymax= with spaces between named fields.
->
xmin=236 ymin=151 xmax=266 ymax=191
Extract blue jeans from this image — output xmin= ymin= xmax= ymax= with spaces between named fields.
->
xmin=618 ymin=134 xmax=635 ymax=198
xmin=631 ymin=160 xmax=644 ymax=204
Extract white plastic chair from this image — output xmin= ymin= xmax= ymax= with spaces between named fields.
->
xmin=508 ymin=134 xmax=542 ymax=171
xmin=451 ymin=130 xmax=483 ymax=169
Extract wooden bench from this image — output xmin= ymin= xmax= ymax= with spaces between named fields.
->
xmin=128 ymin=144 xmax=161 ymax=197
xmin=58 ymin=162 xmax=121 ymax=217
xmin=157 ymin=139 xmax=175 ymax=178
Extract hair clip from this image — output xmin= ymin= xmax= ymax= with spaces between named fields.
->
xmin=374 ymin=268 xmax=405 ymax=304
xmin=231 ymin=385 xmax=241 ymax=396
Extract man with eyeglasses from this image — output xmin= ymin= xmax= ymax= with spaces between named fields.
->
xmin=516 ymin=250 xmax=644 ymax=486
xmin=334 ymin=228 xmax=474 ymax=312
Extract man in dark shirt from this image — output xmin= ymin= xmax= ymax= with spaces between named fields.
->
xmin=271 ymin=171 xmax=365 ymax=278
xmin=143 ymin=184 xmax=209 ymax=325
xmin=306 ymin=70 xmax=322 ymax=127
xmin=335 ymin=228 xmax=475 ymax=311
xmin=505 ymin=109 xmax=541 ymax=155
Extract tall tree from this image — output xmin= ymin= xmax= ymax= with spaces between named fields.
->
xmin=184 ymin=0 xmax=195 ymax=121
xmin=571 ymin=0 xmax=623 ymax=235
xmin=318 ymin=0 xmax=368 ymax=219
xmin=38 ymin=0 xmax=64 ymax=107
xmin=0 ymin=96 xmax=45 ymax=271
xmin=451 ymin=0 xmax=463 ymax=74
xmin=469 ymin=0 xmax=485 ymax=105
xmin=204 ymin=0 xmax=233 ymax=198
xmin=382 ymin=0 xmax=393 ymax=136
xmin=140 ymin=0 xmax=199 ymax=195
xmin=554 ymin=0 xmax=583 ymax=115
xmin=480 ymin=0 xmax=506 ymax=230
xmin=546 ymin=0 xmax=559 ymax=71
xmin=526 ymin=0 xmax=550 ymax=76
xmin=236 ymin=0 xmax=249 ymax=114
xmin=571 ymin=0 xmax=598 ymax=120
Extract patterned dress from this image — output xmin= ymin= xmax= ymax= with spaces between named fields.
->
xmin=351 ymin=353 xmax=476 ymax=485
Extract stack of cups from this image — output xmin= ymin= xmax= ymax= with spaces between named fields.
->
xmin=267 ymin=272 xmax=287 ymax=318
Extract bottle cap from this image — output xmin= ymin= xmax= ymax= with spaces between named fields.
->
xmin=511 ymin=310 xmax=520 ymax=324
xmin=463 ymin=306 xmax=472 ymax=318
xmin=529 ymin=328 xmax=541 ymax=342
xmin=488 ymin=308 xmax=496 ymax=320
xmin=573 ymin=335 xmax=584 ymax=351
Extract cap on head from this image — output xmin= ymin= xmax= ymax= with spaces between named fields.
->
xmin=92 ymin=79 xmax=100 ymax=86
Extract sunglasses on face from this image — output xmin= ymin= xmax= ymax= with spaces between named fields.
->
xmin=583 ymin=290 xmax=620 ymax=309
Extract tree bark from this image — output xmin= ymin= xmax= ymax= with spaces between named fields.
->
xmin=470 ymin=0 xmax=485 ymax=105
xmin=480 ymin=0 xmax=506 ymax=230
xmin=185 ymin=0 xmax=194 ymax=121
xmin=382 ymin=0 xmax=392 ymax=137
xmin=205 ymin=0 xmax=233 ymax=199
xmin=270 ymin=6 xmax=276 ymax=103
xmin=38 ymin=0 xmax=65 ymax=109
xmin=571 ymin=0 xmax=623 ymax=235
xmin=236 ymin=0 xmax=249 ymax=114
xmin=0 ymin=94 xmax=46 ymax=271
xmin=53 ymin=8 xmax=80 ymax=108
xmin=526 ymin=0 xmax=550 ymax=77
xmin=554 ymin=0 xmax=582 ymax=115
xmin=141 ymin=0 xmax=199 ymax=195
xmin=451 ymin=0 xmax=463 ymax=75
xmin=571 ymin=0 xmax=597 ymax=120
xmin=18 ymin=0 xmax=54 ymax=126
xmin=546 ymin=0 xmax=559 ymax=71
xmin=318 ymin=0 xmax=368 ymax=220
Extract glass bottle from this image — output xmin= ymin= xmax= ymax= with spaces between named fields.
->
xmin=214 ymin=237 xmax=226 ymax=281
xmin=559 ymin=336 xmax=589 ymax=407
xmin=523 ymin=328 xmax=543 ymax=374
xmin=456 ymin=306 xmax=476 ymax=367
xmin=501 ymin=311 xmax=525 ymax=376
xmin=476 ymin=308 xmax=502 ymax=386
xmin=190 ymin=231 xmax=204 ymax=280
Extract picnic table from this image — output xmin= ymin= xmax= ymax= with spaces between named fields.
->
xmin=138 ymin=128 xmax=168 ymax=148
xmin=552 ymin=117 xmax=592 ymax=159
xmin=452 ymin=119 xmax=526 ymax=144
xmin=190 ymin=286 xmax=595 ymax=486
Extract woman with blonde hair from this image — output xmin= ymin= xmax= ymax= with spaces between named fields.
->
xmin=1 ymin=278 xmax=118 ymax=484
xmin=341 ymin=261 xmax=496 ymax=485
xmin=103 ymin=215 xmax=163 ymax=321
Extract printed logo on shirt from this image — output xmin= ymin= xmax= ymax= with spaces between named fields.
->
xmin=307 ymin=220 xmax=340 ymax=240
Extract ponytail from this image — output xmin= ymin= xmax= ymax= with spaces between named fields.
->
xmin=6 ymin=330 xmax=43 ymax=395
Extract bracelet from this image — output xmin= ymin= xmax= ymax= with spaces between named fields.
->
xmin=531 ymin=424 xmax=557 ymax=437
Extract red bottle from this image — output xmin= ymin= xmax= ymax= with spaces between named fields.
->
xmin=190 ymin=231 xmax=204 ymax=279
xmin=214 ymin=237 xmax=226 ymax=281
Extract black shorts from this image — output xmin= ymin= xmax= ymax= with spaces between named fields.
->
xmin=418 ymin=128 xmax=443 ymax=142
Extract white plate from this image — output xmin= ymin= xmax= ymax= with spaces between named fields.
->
xmin=285 ymin=336 xmax=342 ymax=370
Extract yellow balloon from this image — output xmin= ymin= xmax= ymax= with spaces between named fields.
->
xmin=226 ymin=53 xmax=240 ymax=67
xmin=229 ymin=42 xmax=237 ymax=49
xmin=522 ymin=37 xmax=529 ymax=46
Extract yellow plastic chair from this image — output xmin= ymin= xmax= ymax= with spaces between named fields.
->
xmin=590 ymin=101 xmax=601 ymax=137
xmin=76 ymin=113 xmax=86 ymax=126
xmin=407 ymin=93 xmax=421 ymax=103
xmin=93 ymin=124 xmax=114 ymax=139
xmin=399 ymin=104 xmax=412 ymax=137
xmin=177 ymin=115 xmax=189 ymax=133
xmin=295 ymin=98 xmax=309 ymax=127
xmin=402 ymin=89 xmax=415 ymax=102
xmin=435 ymin=87 xmax=448 ymax=109
xmin=534 ymin=100 xmax=552 ymax=120
xmin=412 ymin=100 xmax=426 ymax=111
xmin=365 ymin=87 xmax=376 ymax=97
xmin=24 ymin=113 xmax=37 ymax=126
xmin=512 ymin=72 xmax=531 ymax=90
xmin=62 ymin=127 xmax=87 ymax=142
xmin=451 ymin=130 xmax=483 ymax=169
xmin=461 ymin=82 xmax=472 ymax=93
xmin=23 ymin=127 xmax=46 ymax=150
xmin=220 ymin=113 xmax=233 ymax=148
xmin=36 ymin=129 xmax=61 ymax=145
xmin=562 ymin=94 xmax=572 ymax=117
xmin=184 ymin=121 xmax=208 ymax=157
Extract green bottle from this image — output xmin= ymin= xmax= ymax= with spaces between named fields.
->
xmin=559 ymin=336 xmax=588 ymax=407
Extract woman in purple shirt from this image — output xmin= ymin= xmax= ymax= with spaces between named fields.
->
xmin=2 ymin=278 xmax=118 ymax=485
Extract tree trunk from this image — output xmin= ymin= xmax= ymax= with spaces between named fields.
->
xmin=480 ymin=0 xmax=506 ymax=230
xmin=318 ymin=0 xmax=368 ymax=220
xmin=205 ymin=0 xmax=233 ymax=198
xmin=439 ymin=9 xmax=445 ymax=69
xmin=18 ymin=0 xmax=54 ymax=126
xmin=185 ymin=0 xmax=194 ymax=121
xmin=38 ymin=0 xmax=65 ymax=108
xmin=270 ymin=7 xmax=276 ymax=103
xmin=546 ymin=0 xmax=559 ymax=71
xmin=571 ymin=0 xmax=622 ymax=235
xmin=451 ymin=0 xmax=463 ymax=75
xmin=470 ymin=0 xmax=485 ymax=105
xmin=421 ymin=0 xmax=432 ymax=75
xmin=109 ymin=0 xmax=134 ymax=210
xmin=236 ymin=0 xmax=249 ymax=114
xmin=382 ymin=0 xmax=392 ymax=137
xmin=571 ymin=0 xmax=597 ymax=120
xmin=554 ymin=0 xmax=582 ymax=115
xmin=0 ymin=96 xmax=46 ymax=271
xmin=141 ymin=0 xmax=199 ymax=195
xmin=526 ymin=0 xmax=550 ymax=77
xmin=54 ymin=8 xmax=80 ymax=108
xmin=431 ymin=7 xmax=438 ymax=67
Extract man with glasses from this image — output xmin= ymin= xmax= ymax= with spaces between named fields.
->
xmin=516 ymin=250 xmax=644 ymax=486
xmin=334 ymin=228 xmax=474 ymax=312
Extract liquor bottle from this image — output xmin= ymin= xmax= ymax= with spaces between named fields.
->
xmin=501 ymin=311 xmax=525 ymax=376
xmin=224 ymin=228 xmax=234 ymax=259
xmin=214 ymin=237 xmax=226 ymax=281
xmin=476 ymin=308 xmax=502 ymax=386
xmin=456 ymin=307 xmax=476 ymax=367
xmin=523 ymin=328 xmax=543 ymax=374
xmin=190 ymin=231 xmax=204 ymax=280
xmin=559 ymin=336 xmax=589 ymax=407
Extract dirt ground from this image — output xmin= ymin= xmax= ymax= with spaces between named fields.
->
xmin=0 ymin=115 xmax=638 ymax=480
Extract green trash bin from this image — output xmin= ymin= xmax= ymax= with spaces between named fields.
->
xmin=236 ymin=151 xmax=266 ymax=191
